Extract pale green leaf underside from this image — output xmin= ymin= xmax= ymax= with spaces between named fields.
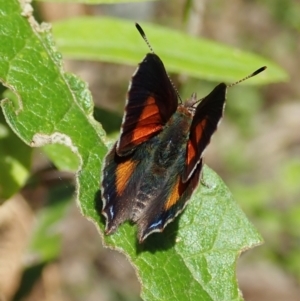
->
xmin=52 ymin=17 xmax=288 ymax=84
xmin=0 ymin=2 xmax=262 ymax=301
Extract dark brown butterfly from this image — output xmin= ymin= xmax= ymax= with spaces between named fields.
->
xmin=101 ymin=23 xmax=266 ymax=242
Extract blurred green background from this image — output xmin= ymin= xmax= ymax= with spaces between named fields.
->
xmin=0 ymin=0 xmax=299 ymax=300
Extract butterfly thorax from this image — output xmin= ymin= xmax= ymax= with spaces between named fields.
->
xmin=152 ymin=106 xmax=192 ymax=170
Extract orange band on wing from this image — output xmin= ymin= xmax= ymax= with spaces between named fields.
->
xmin=186 ymin=140 xmax=195 ymax=166
xmin=131 ymin=96 xmax=162 ymax=144
xmin=164 ymin=177 xmax=184 ymax=211
xmin=139 ymin=96 xmax=157 ymax=119
xmin=186 ymin=119 xmax=207 ymax=165
xmin=115 ymin=159 xmax=138 ymax=196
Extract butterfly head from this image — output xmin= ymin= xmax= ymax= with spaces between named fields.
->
xmin=183 ymin=92 xmax=198 ymax=113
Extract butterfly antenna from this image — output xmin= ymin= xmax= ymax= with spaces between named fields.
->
xmin=227 ymin=66 xmax=267 ymax=88
xmin=135 ymin=23 xmax=183 ymax=103
xmin=135 ymin=23 xmax=155 ymax=53
xmin=191 ymin=66 xmax=267 ymax=108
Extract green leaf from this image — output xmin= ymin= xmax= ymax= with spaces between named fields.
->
xmin=42 ymin=144 xmax=80 ymax=172
xmin=0 ymin=2 xmax=262 ymax=301
xmin=0 ymin=0 xmax=106 ymax=220
xmin=52 ymin=17 xmax=288 ymax=84
xmin=0 ymin=106 xmax=31 ymax=202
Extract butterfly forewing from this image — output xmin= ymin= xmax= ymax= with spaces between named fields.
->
xmin=116 ymin=53 xmax=178 ymax=156
xmin=183 ymin=83 xmax=227 ymax=182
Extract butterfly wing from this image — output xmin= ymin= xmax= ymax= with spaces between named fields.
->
xmin=102 ymin=141 xmax=153 ymax=235
xmin=137 ymin=159 xmax=203 ymax=242
xmin=102 ymin=53 xmax=178 ymax=233
xmin=116 ymin=53 xmax=178 ymax=156
xmin=183 ymin=83 xmax=227 ymax=182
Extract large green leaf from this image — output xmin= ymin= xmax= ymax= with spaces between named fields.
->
xmin=52 ymin=17 xmax=288 ymax=84
xmin=0 ymin=2 xmax=262 ymax=301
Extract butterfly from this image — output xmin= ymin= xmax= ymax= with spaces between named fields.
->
xmin=101 ymin=23 xmax=266 ymax=243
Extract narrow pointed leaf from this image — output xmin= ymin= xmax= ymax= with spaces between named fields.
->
xmin=52 ymin=17 xmax=288 ymax=84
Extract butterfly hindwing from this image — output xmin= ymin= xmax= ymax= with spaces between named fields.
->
xmin=102 ymin=140 xmax=154 ymax=235
xmin=183 ymin=83 xmax=227 ymax=182
xmin=116 ymin=53 xmax=178 ymax=156
xmin=137 ymin=159 xmax=203 ymax=242
xmin=101 ymin=145 xmax=137 ymax=234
